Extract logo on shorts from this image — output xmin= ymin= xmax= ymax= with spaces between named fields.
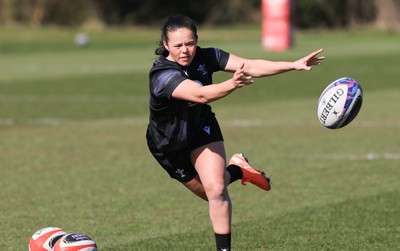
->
xmin=202 ymin=125 xmax=211 ymax=135
xmin=176 ymin=169 xmax=186 ymax=178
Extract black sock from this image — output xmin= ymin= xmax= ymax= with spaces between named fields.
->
xmin=226 ymin=164 xmax=243 ymax=184
xmin=215 ymin=232 xmax=231 ymax=251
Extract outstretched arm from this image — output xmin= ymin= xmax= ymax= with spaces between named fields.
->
xmin=171 ymin=49 xmax=324 ymax=104
xmin=224 ymin=48 xmax=325 ymax=78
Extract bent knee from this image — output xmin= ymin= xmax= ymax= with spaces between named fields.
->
xmin=204 ymin=182 xmax=227 ymax=201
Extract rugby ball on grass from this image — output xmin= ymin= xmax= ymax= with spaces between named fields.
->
xmin=29 ymin=227 xmax=66 ymax=251
xmin=54 ymin=233 xmax=97 ymax=251
xmin=317 ymin=77 xmax=363 ymax=129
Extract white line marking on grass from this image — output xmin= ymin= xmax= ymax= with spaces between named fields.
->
xmin=0 ymin=118 xmax=67 ymax=126
xmin=221 ymin=119 xmax=400 ymax=128
xmin=222 ymin=119 xmax=316 ymax=127
xmin=358 ymin=120 xmax=400 ymax=128
xmin=0 ymin=95 xmax=143 ymax=102
xmin=0 ymin=118 xmax=148 ymax=126
xmin=228 ymin=119 xmax=263 ymax=127
xmin=288 ymin=153 xmax=400 ymax=160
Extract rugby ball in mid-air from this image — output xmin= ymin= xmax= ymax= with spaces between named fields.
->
xmin=29 ymin=227 xmax=66 ymax=251
xmin=53 ymin=233 xmax=97 ymax=251
xmin=317 ymin=77 xmax=363 ymax=129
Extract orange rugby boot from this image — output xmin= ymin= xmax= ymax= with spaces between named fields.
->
xmin=229 ymin=153 xmax=271 ymax=191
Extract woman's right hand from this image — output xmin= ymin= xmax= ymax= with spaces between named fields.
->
xmin=232 ymin=63 xmax=254 ymax=88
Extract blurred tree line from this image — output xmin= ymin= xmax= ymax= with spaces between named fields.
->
xmin=0 ymin=0 xmax=399 ymax=30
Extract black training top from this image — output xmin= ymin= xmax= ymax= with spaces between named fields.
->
xmin=146 ymin=47 xmax=230 ymax=152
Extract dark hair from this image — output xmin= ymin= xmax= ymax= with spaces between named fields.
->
xmin=155 ymin=15 xmax=198 ymax=57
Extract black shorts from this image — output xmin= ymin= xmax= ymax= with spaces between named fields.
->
xmin=147 ymin=115 xmax=224 ymax=183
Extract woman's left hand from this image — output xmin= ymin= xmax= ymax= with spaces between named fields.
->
xmin=294 ymin=48 xmax=325 ymax=71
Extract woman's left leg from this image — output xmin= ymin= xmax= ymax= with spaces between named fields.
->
xmin=190 ymin=141 xmax=232 ymax=234
xmin=183 ymin=175 xmax=208 ymax=201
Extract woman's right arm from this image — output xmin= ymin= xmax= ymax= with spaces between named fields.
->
xmin=171 ymin=63 xmax=254 ymax=104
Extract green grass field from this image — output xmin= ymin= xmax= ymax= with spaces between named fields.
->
xmin=1 ymin=25 xmax=399 ymax=250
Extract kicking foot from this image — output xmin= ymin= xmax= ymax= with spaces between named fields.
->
xmin=229 ymin=153 xmax=271 ymax=191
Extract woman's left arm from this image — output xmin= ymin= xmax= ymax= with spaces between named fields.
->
xmin=224 ymin=48 xmax=325 ymax=78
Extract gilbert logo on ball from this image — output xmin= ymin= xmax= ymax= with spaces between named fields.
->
xmin=53 ymin=233 xmax=97 ymax=251
xmin=317 ymin=77 xmax=363 ymax=129
xmin=29 ymin=227 xmax=67 ymax=251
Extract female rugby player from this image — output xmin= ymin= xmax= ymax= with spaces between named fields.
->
xmin=146 ymin=15 xmax=324 ymax=251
